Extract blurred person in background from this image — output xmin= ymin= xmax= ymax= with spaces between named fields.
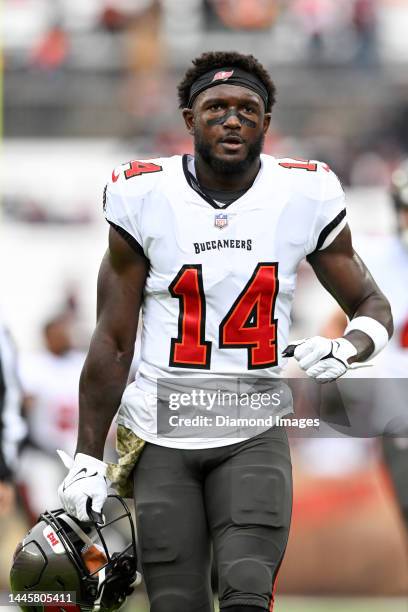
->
xmin=100 ymin=0 xmax=165 ymax=123
xmin=279 ymin=158 xmax=408 ymax=592
xmin=0 ymin=323 xmax=26 ymax=512
xmin=351 ymin=0 xmax=379 ymax=67
xmin=320 ymin=159 xmax=408 ymax=536
xmin=17 ymin=314 xmax=86 ymax=524
xmin=292 ymin=0 xmax=337 ymax=63
xmin=207 ymin=0 xmax=279 ymax=30
xmin=0 ymin=321 xmax=26 ymax=587
xmin=293 ymin=0 xmax=379 ymax=66
xmin=57 ymin=50 xmax=393 ymax=612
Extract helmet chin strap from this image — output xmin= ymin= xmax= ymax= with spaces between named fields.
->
xmin=60 ymin=513 xmax=97 ymax=549
xmin=92 ymin=566 xmax=106 ymax=612
xmin=60 ymin=513 xmax=108 ymax=609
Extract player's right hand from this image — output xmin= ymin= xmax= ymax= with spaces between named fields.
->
xmin=283 ymin=336 xmax=357 ymax=383
xmin=57 ymin=451 xmax=108 ymax=524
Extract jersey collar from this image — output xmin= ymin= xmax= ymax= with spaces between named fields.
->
xmin=181 ymin=153 xmax=265 ymax=210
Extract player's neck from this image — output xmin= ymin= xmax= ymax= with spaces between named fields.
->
xmin=194 ymin=155 xmax=261 ymax=192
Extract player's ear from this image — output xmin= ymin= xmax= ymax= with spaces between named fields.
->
xmin=182 ymin=108 xmax=195 ymax=135
xmin=263 ymin=113 xmax=272 ymax=134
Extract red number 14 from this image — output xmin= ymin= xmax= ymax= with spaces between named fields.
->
xmin=169 ymin=263 xmax=279 ymax=370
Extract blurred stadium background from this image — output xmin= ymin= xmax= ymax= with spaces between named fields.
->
xmin=1 ymin=1 xmax=408 ymax=610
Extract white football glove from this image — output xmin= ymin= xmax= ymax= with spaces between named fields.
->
xmin=283 ymin=336 xmax=357 ymax=383
xmin=57 ymin=451 xmax=108 ymax=524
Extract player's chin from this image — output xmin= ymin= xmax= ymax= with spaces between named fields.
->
xmin=211 ymin=153 xmax=252 ymax=175
xmin=213 ymin=147 xmax=249 ymax=169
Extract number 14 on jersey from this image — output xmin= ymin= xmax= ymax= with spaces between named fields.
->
xmin=169 ymin=263 xmax=279 ymax=370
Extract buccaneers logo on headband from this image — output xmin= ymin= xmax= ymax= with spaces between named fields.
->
xmin=212 ymin=70 xmax=234 ymax=82
xmin=188 ymin=67 xmax=269 ymax=109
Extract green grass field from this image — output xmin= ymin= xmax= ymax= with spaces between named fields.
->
xmin=274 ymin=597 xmax=407 ymax=612
xmin=127 ymin=594 xmax=407 ymax=612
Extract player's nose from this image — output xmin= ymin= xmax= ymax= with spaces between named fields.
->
xmin=222 ymin=110 xmax=241 ymax=128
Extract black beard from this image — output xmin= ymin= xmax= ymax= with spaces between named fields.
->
xmin=194 ymin=131 xmax=264 ymax=176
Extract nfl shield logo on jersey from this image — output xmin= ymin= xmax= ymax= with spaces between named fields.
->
xmin=215 ymin=213 xmax=228 ymax=229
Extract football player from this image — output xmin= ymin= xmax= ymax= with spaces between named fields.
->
xmin=0 ymin=319 xmax=26 ymax=584
xmin=0 ymin=321 xmax=26 ymax=513
xmin=382 ymin=162 xmax=408 ymax=530
xmin=17 ymin=315 xmax=86 ymax=522
xmin=59 ymin=51 xmax=393 ymax=612
xmin=320 ymin=159 xmax=408 ymax=532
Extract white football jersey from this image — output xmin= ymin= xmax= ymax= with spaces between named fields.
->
xmin=20 ymin=350 xmax=85 ymax=455
xmin=356 ymin=235 xmax=408 ymax=377
xmin=104 ymin=154 xmax=346 ymax=448
xmin=0 ymin=323 xmax=26 ymax=471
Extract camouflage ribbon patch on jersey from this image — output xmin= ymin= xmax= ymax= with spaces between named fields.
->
xmin=106 ymin=425 xmax=146 ymax=498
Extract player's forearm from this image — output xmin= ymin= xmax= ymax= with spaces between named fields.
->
xmin=309 ymin=233 xmax=393 ymax=364
xmin=76 ymin=331 xmax=134 ymax=460
xmin=344 ymin=291 xmax=393 ymax=363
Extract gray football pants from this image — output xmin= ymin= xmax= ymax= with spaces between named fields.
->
xmin=133 ymin=427 xmax=292 ymax=612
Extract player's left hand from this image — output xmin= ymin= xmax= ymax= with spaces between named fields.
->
xmin=283 ymin=336 xmax=357 ymax=383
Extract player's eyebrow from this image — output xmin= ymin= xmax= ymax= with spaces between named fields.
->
xmin=203 ymin=97 xmax=228 ymax=107
xmin=203 ymin=94 xmax=261 ymax=109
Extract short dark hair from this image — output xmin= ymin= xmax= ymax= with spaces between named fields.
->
xmin=177 ymin=51 xmax=276 ymax=113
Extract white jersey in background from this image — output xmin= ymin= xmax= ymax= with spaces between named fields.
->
xmin=20 ymin=349 xmax=85 ymax=455
xmin=356 ymin=234 xmax=408 ymax=378
xmin=0 ymin=324 xmax=26 ymax=475
xmin=104 ymin=154 xmax=346 ymax=448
